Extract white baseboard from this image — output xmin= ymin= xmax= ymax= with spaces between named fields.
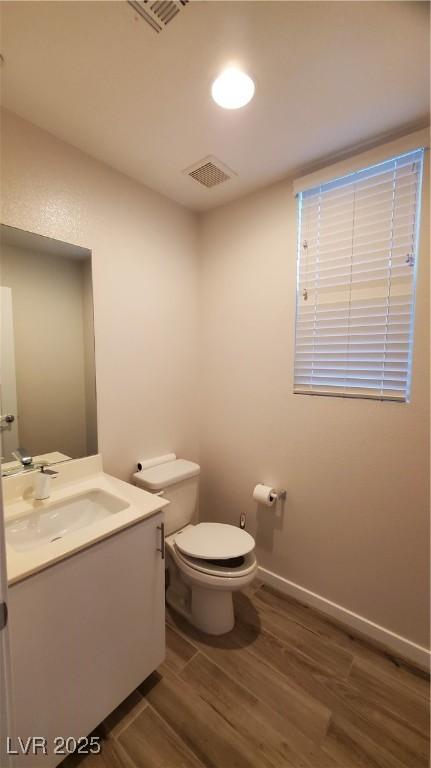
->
xmin=257 ymin=566 xmax=430 ymax=672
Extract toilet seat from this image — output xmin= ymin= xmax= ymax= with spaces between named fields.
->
xmin=174 ymin=522 xmax=254 ymax=560
xmin=173 ymin=546 xmax=257 ymax=579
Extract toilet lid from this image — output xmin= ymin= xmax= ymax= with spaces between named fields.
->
xmin=174 ymin=522 xmax=255 ymax=560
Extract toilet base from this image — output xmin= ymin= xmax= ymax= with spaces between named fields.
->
xmin=166 ymin=552 xmax=237 ymax=635
xmin=194 ymin=585 xmax=234 ymax=635
xmin=166 ymin=582 xmax=235 ymax=635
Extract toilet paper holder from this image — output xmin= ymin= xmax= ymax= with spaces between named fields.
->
xmin=269 ymin=488 xmax=287 ymax=502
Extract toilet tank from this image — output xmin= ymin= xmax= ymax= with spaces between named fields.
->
xmin=132 ymin=458 xmax=200 ymax=536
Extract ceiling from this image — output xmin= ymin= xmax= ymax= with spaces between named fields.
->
xmin=1 ymin=1 xmax=429 ymax=211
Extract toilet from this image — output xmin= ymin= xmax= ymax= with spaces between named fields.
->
xmin=133 ymin=457 xmax=258 ymax=635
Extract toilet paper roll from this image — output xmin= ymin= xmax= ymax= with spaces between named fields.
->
xmin=137 ymin=453 xmax=176 ymax=472
xmin=253 ymin=484 xmax=275 ymax=507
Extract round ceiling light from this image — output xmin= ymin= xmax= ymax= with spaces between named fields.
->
xmin=211 ymin=67 xmax=255 ymax=110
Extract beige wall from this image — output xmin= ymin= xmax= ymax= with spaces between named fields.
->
xmin=1 ymin=243 xmax=90 ymax=459
xmin=1 ymin=109 xmax=429 ymax=651
xmin=199 ymin=131 xmax=430 ymax=649
xmin=0 ymin=109 xmax=200 ymax=479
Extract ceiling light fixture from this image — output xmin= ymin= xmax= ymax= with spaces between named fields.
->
xmin=211 ymin=67 xmax=255 ymax=110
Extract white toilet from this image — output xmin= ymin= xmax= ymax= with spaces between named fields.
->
xmin=133 ymin=457 xmax=258 ymax=635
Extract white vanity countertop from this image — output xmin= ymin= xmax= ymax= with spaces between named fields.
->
xmin=3 ymin=455 xmax=169 ymax=585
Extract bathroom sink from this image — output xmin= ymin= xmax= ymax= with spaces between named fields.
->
xmin=6 ymin=489 xmax=130 ymax=552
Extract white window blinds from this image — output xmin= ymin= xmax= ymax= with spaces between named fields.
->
xmin=294 ymin=148 xmax=424 ymax=401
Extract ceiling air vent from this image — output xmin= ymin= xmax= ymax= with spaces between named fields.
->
xmin=184 ymin=156 xmax=237 ymax=189
xmin=128 ymin=1 xmax=188 ymax=33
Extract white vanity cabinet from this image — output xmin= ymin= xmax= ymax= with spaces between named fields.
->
xmin=7 ymin=510 xmax=165 ymax=767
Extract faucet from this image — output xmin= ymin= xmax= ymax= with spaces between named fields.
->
xmin=13 ymin=447 xmax=33 ymax=467
xmin=34 ymin=466 xmax=58 ymax=500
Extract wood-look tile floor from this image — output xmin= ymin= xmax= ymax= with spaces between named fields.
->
xmin=65 ymin=582 xmax=430 ymax=768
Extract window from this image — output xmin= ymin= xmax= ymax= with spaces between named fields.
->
xmin=294 ymin=148 xmax=424 ymax=401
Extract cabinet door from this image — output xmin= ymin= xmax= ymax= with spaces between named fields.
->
xmin=8 ymin=511 xmax=165 ymax=767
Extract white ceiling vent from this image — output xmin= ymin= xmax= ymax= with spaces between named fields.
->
xmin=184 ymin=156 xmax=237 ymax=189
xmin=127 ymin=1 xmax=188 ymax=33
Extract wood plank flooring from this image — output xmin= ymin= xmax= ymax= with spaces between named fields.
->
xmin=64 ymin=581 xmax=430 ymax=768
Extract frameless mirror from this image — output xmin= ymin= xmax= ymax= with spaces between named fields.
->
xmin=0 ymin=224 xmax=97 ymax=476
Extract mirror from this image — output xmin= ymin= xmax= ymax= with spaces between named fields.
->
xmin=0 ymin=225 xmax=97 ymax=475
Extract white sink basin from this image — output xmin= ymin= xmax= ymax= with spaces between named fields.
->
xmin=6 ymin=489 xmax=130 ymax=552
